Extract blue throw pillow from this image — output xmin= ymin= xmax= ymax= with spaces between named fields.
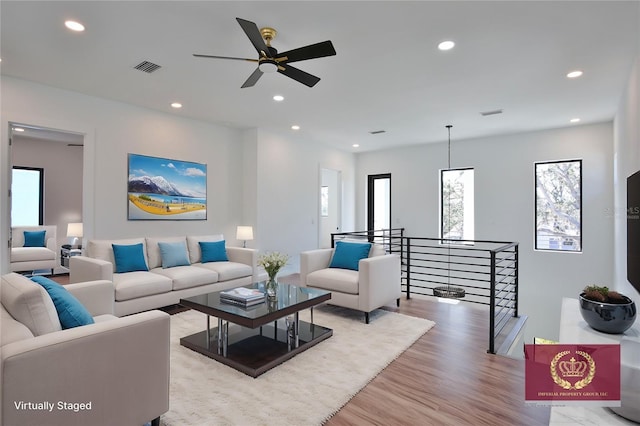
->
xmin=329 ymin=241 xmax=372 ymax=271
xmin=112 ymin=243 xmax=149 ymax=273
xmin=30 ymin=276 xmax=95 ymax=329
xmin=158 ymin=241 xmax=190 ymax=268
xmin=23 ymin=230 xmax=46 ymax=247
xmin=200 ymin=240 xmax=228 ymax=263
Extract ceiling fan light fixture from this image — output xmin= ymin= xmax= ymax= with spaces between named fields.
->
xmin=259 ymin=59 xmax=278 ymax=73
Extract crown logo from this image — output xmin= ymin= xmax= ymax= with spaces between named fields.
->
xmin=550 ymin=350 xmax=596 ymax=390
xmin=558 ymin=357 xmax=588 ymax=377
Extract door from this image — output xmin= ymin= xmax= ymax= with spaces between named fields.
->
xmin=319 ymin=168 xmax=342 ymax=248
xmin=367 ymin=173 xmax=391 ymax=234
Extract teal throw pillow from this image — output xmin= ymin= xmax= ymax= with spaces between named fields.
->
xmin=158 ymin=241 xmax=190 ymax=268
xmin=199 ymin=240 xmax=228 ymax=263
xmin=31 ymin=276 xmax=95 ymax=329
xmin=112 ymin=243 xmax=149 ymax=273
xmin=329 ymin=241 xmax=372 ymax=271
xmin=23 ymin=230 xmax=46 ymax=247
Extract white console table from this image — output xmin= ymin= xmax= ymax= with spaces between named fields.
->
xmin=549 ymin=298 xmax=639 ymax=425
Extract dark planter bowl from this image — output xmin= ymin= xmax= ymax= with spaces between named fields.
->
xmin=579 ymin=293 xmax=637 ymax=334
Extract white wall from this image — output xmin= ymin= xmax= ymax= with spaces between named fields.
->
xmin=614 ymin=55 xmax=640 ymax=299
xmin=254 ymin=128 xmax=355 ymax=274
xmin=1 ymin=76 xmax=245 ymax=272
xmin=355 ymin=122 xmax=615 ymax=342
xmin=11 ymin=136 xmax=83 ymax=250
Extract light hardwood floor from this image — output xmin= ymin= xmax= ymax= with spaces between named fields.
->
xmin=325 ymin=294 xmax=550 ymax=426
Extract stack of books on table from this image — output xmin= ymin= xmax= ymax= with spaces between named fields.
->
xmin=220 ymin=287 xmax=265 ymax=307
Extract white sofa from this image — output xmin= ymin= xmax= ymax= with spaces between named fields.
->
xmin=1 ymin=272 xmax=170 ymax=426
xmin=70 ymin=235 xmax=258 ymax=316
xmin=300 ymin=241 xmax=401 ymax=323
xmin=10 ymin=225 xmax=58 ymax=274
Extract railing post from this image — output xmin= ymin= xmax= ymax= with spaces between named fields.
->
xmin=488 ymin=250 xmax=496 ymax=354
xmin=405 ymin=237 xmax=411 ymax=299
xmin=514 ymin=244 xmax=519 ymax=318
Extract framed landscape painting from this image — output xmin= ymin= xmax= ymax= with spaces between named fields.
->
xmin=127 ymin=153 xmax=207 ymax=220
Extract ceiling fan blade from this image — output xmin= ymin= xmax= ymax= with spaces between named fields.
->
xmin=241 ymin=67 xmax=264 ymax=88
xmin=275 ymin=40 xmax=336 ymax=64
xmin=277 ymin=64 xmax=321 ymax=88
xmin=236 ymin=18 xmax=270 ymax=57
xmin=193 ymin=54 xmax=258 ymax=63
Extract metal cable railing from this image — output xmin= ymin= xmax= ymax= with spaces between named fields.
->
xmin=331 ymin=229 xmax=519 ymax=354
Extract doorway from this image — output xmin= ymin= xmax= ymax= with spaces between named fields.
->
xmin=319 ymin=168 xmax=342 ymax=248
xmin=367 ymin=173 xmax=391 ymax=234
xmin=9 ymin=123 xmax=84 ymax=272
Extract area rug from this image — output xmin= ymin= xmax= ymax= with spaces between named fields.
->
xmin=161 ymin=305 xmax=435 ymax=426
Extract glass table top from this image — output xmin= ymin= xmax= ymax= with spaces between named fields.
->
xmin=180 ymin=282 xmax=331 ymax=320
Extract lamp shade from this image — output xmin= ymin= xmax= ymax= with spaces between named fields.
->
xmin=67 ymin=222 xmax=83 ymax=238
xmin=236 ymin=226 xmax=254 ymax=241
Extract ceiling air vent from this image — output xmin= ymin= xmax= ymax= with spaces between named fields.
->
xmin=133 ymin=61 xmax=162 ymax=73
xmin=369 ymin=130 xmax=386 ymax=135
xmin=480 ymin=109 xmax=503 ymax=116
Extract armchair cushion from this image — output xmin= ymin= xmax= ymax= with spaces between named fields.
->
xmin=23 ymin=230 xmax=46 ymax=247
xmin=307 ymin=268 xmax=359 ymax=294
xmin=112 ymin=243 xmax=149 ymax=273
xmin=329 ymin=241 xmax=372 ymax=271
xmin=30 ymin=276 xmax=95 ymax=329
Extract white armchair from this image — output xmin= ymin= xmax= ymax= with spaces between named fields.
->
xmin=300 ymin=243 xmax=401 ymax=323
xmin=10 ymin=225 xmax=58 ymax=274
xmin=1 ymin=273 xmax=170 ymax=426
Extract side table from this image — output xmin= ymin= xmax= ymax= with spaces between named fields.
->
xmin=60 ymin=246 xmax=83 ymax=268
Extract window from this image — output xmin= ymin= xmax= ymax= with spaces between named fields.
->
xmin=367 ymin=174 xmax=391 ymax=231
xmin=440 ymin=168 xmax=474 ymax=241
xmin=11 ymin=166 xmax=44 ymax=226
xmin=535 ymin=160 xmax=582 ymax=252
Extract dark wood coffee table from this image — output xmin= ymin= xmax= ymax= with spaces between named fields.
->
xmin=179 ymin=282 xmax=332 ymax=377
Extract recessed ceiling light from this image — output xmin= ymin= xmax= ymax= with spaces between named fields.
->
xmin=438 ymin=41 xmax=455 ymax=51
xmin=291 ymin=125 xmax=300 ymax=130
xmin=567 ymin=70 xmax=583 ymax=79
xmin=273 ymin=95 xmax=284 ymax=102
xmin=65 ymin=20 xmax=85 ymax=32
xmin=570 ymin=118 xmax=581 ymax=123
xmin=13 ymin=127 xmax=25 ymax=132
xmin=352 ymin=144 xmax=360 ymax=148
xmin=170 ymin=102 xmax=183 ymax=109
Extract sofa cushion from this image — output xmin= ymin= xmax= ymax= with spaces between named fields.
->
xmin=158 ymin=241 xmax=191 ymax=268
xmin=10 ymin=247 xmax=56 ymax=262
xmin=0 ymin=273 xmax=62 ymax=336
xmin=1 ymin=304 xmax=35 ymax=346
xmin=112 ymin=243 xmax=149 ymax=273
xmin=329 ymin=241 xmax=372 ymax=271
xmin=87 ymin=238 xmax=148 ymax=272
xmin=113 ymin=272 xmax=173 ymax=302
xmin=307 ymin=268 xmax=359 ymax=295
xmin=31 ymin=276 xmax=95 ymax=329
xmin=195 ymin=261 xmax=252 ymax=281
xmin=146 ymin=237 xmax=188 ymax=269
xmin=23 ymin=230 xmax=46 ymax=247
xmin=200 ymin=240 xmax=228 ymax=263
xmin=186 ymin=234 xmax=223 ymax=264
xmin=151 ymin=266 xmax=219 ymax=291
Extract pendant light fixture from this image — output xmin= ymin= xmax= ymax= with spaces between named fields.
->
xmin=433 ymin=124 xmax=466 ymax=299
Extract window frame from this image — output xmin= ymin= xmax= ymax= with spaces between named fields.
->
xmin=534 ymin=159 xmax=583 ymax=253
xmin=11 ymin=165 xmax=45 ymax=226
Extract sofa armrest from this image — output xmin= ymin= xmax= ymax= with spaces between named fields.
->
xmin=69 ymin=256 xmax=113 ymax=283
xmin=300 ymin=249 xmax=334 ymax=286
xmin=46 ymin=236 xmax=57 ymax=262
xmin=358 ymin=254 xmax=401 ymax=312
xmin=65 ymin=280 xmax=115 ymax=316
xmin=1 ymin=310 xmax=170 ymax=426
xmin=227 ymin=247 xmax=258 ymax=280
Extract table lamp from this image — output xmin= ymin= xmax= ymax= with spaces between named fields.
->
xmin=236 ymin=226 xmax=253 ymax=248
xmin=67 ymin=222 xmax=83 ymax=249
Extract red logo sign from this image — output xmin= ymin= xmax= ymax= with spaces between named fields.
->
xmin=525 ymin=344 xmax=620 ymax=406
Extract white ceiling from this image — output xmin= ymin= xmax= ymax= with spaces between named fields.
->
xmin=1 ymin=1 xmax=638 ymax=152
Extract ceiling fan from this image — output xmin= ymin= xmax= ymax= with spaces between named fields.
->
xmin=194 ymin=18 xmax=336 ymax=88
